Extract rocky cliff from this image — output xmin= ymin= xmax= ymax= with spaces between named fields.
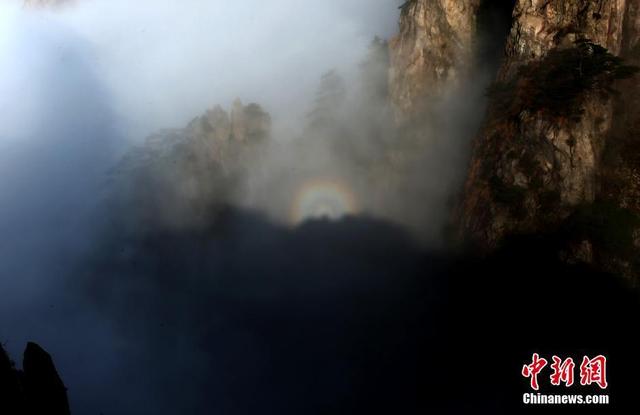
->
xmin=388 ymin=1 xmax=640 ymax=278
xmin=183 ymin=99 xmax=271 ymax=170
xmin=111 ymin=100 xmax=270 ymax=231
xmin=0 ymin=343 xmax=70 ymax=415
xmin=389 ymin=0 xmax=481 ymax=123
xmin=454 ymin=0 xmax=640 ymax=278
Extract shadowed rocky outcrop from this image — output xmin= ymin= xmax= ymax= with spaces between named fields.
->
xmin=0 ymin=343 xmax=70 ymax=415
xmin=452 ymin=0 xmax=640 ymax=280
xmin=109 ymin=100 xmax=271 ymax=232
xmin=387 ymin=1 xmax=640 ymax=279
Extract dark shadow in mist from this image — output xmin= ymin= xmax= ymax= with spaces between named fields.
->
xmin=70 ymin=207 xmax=639 ymax=415
xmin=0 ymin=17 xmax=124 ymax=411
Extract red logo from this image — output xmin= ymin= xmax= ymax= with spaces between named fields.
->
xmin=522 ymin=354 xmax=607 ymax=390
xmin=580 ymin=355 xmax=608 ymax=389
xmin=522 ymin=353 xmax=548 ymax=390
xmin=550 ymin=356 xmax=575 ymax=387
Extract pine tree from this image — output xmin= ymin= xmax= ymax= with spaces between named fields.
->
xmin=307 ymin=70 xmax=347 ymax=132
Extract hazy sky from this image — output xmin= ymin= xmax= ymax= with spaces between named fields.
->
xmin=0 ymin=0 xmax=402 ymax=313
xmin=0 ymin=0 xmax=403 ymax=295
xmin=0 ymin=6 xmax=415 ymax=414
xmin=1 ymin=0 xmax=401 ymax=142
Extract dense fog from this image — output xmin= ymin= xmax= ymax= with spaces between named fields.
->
xmin=2 ymin=1 xmax=638 ymax=414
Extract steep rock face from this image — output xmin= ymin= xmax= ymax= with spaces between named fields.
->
xmin=502 ymin=0 xmax=626 ymax=67
xmin=389 ymin=0 xmax=481 ymax=122
xmin=0 ymin=346 xmax=24 ymax=412
xmin=0 ymin=343 xmax=70 ymax=415
xmin=459 ymin=0 xmax=640 ymax=277
xmin=22 ymin=343 xmax=70 ymax=415
xmin=606 ymin=1 xmax=640 ymax=214
xmin=184 ymin=99 xmax=270 ymax=172
xmin=188 ymin=100 xmax=270 ymax=145
xmin=111 ymin=101 xmax=270 ymax=231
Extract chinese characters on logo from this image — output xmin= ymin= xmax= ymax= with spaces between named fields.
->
xmin=550 ymin=356 xmax=575 ymax=387
xmin=579 ymin=355 xmax=608 ymax=389
xmin=522 ymin=353 xmax=547 ymax=390
xmin=522 ymin=354 xmax=607 ymax=390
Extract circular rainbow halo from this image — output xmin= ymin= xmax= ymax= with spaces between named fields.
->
xmin=290 ymin=179 xmax=357 ymax=225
